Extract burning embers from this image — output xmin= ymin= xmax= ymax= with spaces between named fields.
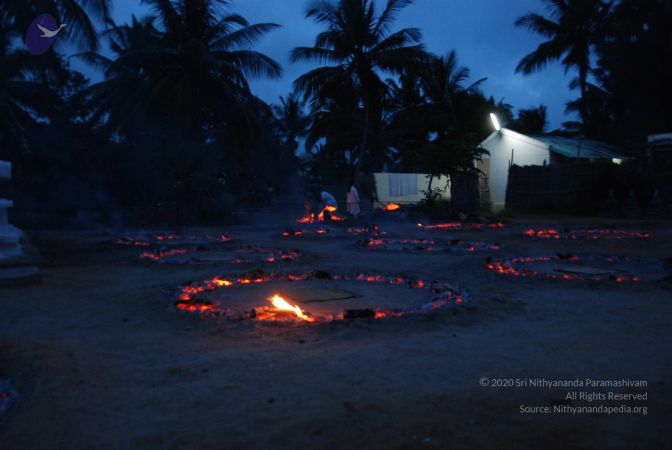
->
xmin=140 ymin=248 xmax=190 ymax=262
xmin=383 ymin=203 xmax=401 ymax=211
xmin=523 ymin=228 xmax=651 ymax=240
xmin=231 ymin=246 xmax=302 ymax=264
xmin=485 ymin=254 xmax=667 ymax=282
xmin=417 ymin=222 xmax=505 ymax=231
xmin=116 ymin=232 xmax=232 ymax=246
xmin=296 ymin=206 xmax=347 ymax=224
xmin=282 ymin=226 xmax=386 ymax=238
xmin=175 ymin=270 xmax=467 ymax=322
xmin=359 ymin=237 xmax=500 ymax=253
xmin=140 ymin=245 xmax=302 ymax=264
xmin=255 ymin=295 xmax=316 ymax=322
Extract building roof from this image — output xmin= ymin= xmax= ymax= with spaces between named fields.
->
xmin=529 ymin=135 xmax=623 ymax=159
xmin=648 ymin=133 xmax=672 ymax=147
xmin=479 ymin=129 xmax=626 ymax=160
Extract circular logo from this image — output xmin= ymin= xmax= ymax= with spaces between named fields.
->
xmin=25 ymin=14 xmax=61 ymax=55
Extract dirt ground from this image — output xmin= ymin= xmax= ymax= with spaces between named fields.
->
xmin=1 ymin=216 xmax=671 ymax=449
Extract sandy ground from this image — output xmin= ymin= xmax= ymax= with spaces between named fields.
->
xmin=1 ymin=216 xmax=671 ymax=449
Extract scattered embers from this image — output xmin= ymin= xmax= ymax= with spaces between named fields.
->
xmin=282 ymin=226 xmax=385 ymax=238
xmin=140 ymin=248 xmax=191 ymax=262
xmin=0 ymin=379 xmax=19 ymax=424
xmin=359 ymin=237 xmax=500 ymax=253
xmin=140 ymin=245 xmax=302 ymax=264
xmin=231 ymin=246 xmax=302 ymax=264
xmin=282 ymin=227 xmax=333 ymax=237
xmin=296 ymin=206 xmax=347 ymax=224
xmin=175 ymin=270 xmax=467 ymax=322
xmin=523 ymin=227 xmax=651 ymax=240
xmin=417 ymin=222 xmax=505 ymax=231
xmin=115 ymin=232 xmax=232 ymax=247
xmin=115 ymin=238 xmax=151 ymax=247
xmin=485 ymin=254 xmax=668 ymax=282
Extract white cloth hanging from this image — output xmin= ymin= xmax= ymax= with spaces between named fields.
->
xmin=388 ymin=174 xmax=418 ymax=196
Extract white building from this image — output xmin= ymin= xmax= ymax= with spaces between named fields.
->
xmin=478 ymin=128 xmax=625 ymax=212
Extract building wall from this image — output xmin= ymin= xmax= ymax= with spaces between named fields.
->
xmin=480 ymin=129 xmax=551 ymax=211
xmin=373 ymin=173 xmax=451 ymax=205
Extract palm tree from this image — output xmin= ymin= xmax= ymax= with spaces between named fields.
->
xmin=2 ymin=0 xmax=111 ymax=50
xmin=273 ymin=93 xmax=310 ymax=153
xmin=81 ymin=0 xmax=282 ymax=137
xmin=291 ymin=0 xmax=426 ymax=182
xmin=419 ymin=51 xmax=486 ymax=137
xmin=0 ymin=11 xmax=51 ymax=161
xmin=514 ymin=0 xmax=612 ymax=130
xmin=513 ymin=105 xmax=548 ymax=135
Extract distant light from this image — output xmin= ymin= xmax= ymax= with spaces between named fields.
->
xmin=612 ymin=158 xmax=623 ymax=165
xmin=490 ymin=113 xmax=501 ymax=131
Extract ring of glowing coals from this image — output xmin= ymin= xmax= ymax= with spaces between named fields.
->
xmin=485 ymin=254 xmax=668 ymax=282
xmin=523 ymin=228 xmax=651 ymax=240
xmin=282 ymin=226 xmax=386 ymax=238
xmin=417 ymin=222 xmax=505 ymax=231
xmin=140 ymin=246 xmax=302 ymax=264
xmin=176 ymin=270 xmax=467 ymax=322
xmin=358 ymin=237 xmax=500 ymax=253
xmin=115 ymin=232 xmax=232 ymax=247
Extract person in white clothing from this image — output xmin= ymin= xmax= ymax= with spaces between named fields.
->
xmin=346 ymin=185 xmax=360 ymax=216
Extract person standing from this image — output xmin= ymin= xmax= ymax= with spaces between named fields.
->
xmin=346 ymin=185 xmax=360 ymax=217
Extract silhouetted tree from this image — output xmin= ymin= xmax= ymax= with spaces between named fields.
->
xmin=292 ymin=0 xmax=426 ymax=184
xmin=515 ymin=0 xmax=612 ymax=133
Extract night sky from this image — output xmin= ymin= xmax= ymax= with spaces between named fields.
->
xmin=77 ymin=0 xmax=578 ymax=130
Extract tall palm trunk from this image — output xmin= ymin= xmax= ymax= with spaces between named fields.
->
xmin=578 ymin=64 xmax=589 ymax=134
xmin=353 ymin=98 xmax=371 ymax=192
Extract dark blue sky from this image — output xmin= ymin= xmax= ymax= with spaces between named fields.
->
xmin=86 ymin=0 xmax=578 ymax=130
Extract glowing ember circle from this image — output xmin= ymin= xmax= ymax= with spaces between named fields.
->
xmin=282 ymin=226 xmax=385 ymax=238
xmin=523 ymin=228 xmax=651 ymax=240
xmin=175 ymin=270 xmax=468 ymax=322
xmin=485 ymin=254 xmax=669 ymax=282
xmin=116 ymin=232 xmax=232 ymax=246
xmin=358 ymin=237 xmax=500 ymax=253
xmin=139 ymin=246 xmax=302 ymax=264
xmin=417 ymin=222 xmax=505 ymax=231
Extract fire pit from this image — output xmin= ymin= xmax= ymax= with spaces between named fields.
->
xmin=417 ymin=222 xmax=505 ymax=231
xmin=485 ymin=254 xmax=669 ymax=282
xmin=175 ymin=270 xmax=467 ymax=322
xmin=358 ymin=237 xmax=500 ymax=253
xmin=140 ymin=245 xmax=302 ymax=265
xmin=295 ymin=206 xmax=347 ymax=224
xmin=523 ymin=227 xmax=651 ymax=240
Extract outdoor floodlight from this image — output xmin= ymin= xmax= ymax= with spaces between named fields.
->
xmin=490 ymin=113 xmax=501 ymax=131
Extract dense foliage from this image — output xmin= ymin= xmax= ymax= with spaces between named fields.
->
xmin=0 ymin=0 xmax=669 ymax=225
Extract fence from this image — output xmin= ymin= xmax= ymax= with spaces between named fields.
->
xmin=505 ymin=163 xmax=612 ymax=212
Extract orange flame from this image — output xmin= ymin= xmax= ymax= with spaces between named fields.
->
xmin=297 ymin=205 xmax=346 ymax=224
xmin=266 ymin=294 xmax=315 ymax=322
xmin=383 ymin=203 xmax=401 ymax=211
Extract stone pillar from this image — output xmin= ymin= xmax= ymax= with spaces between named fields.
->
xmin=0 ymin=161 xmax=22 ymax=259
